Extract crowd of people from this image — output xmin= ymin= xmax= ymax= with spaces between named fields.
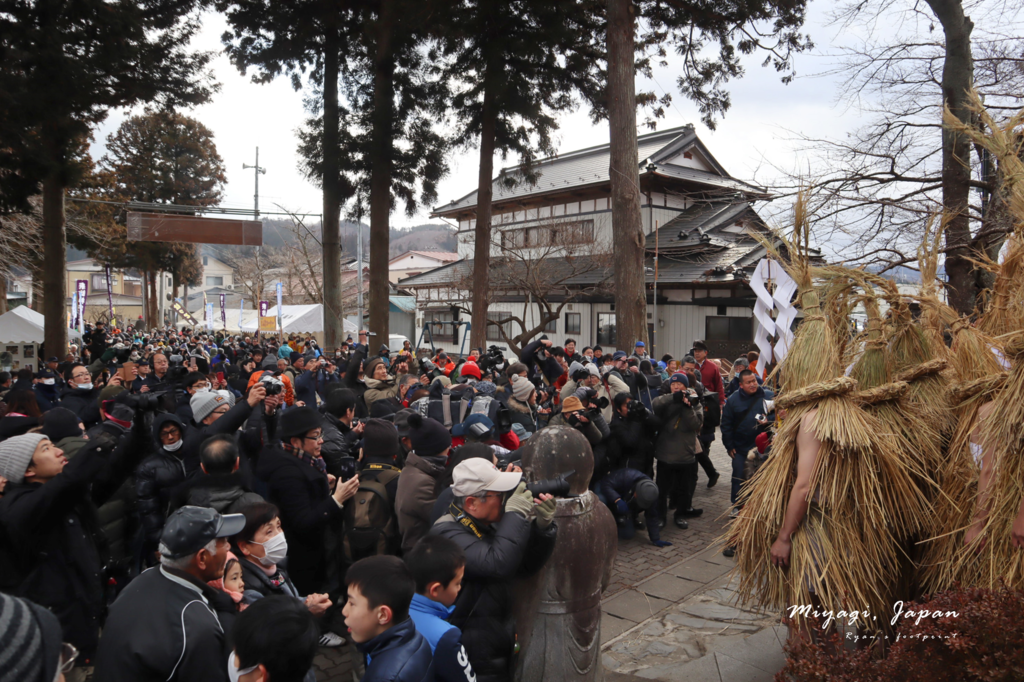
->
xmin=0 ymin=321 xmax=774 ymax=682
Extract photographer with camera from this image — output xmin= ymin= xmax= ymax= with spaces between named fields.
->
xmin=320 ymin=387 xmax=364 ymax=479
xmin=548 ymin=396 xmax=606 ymax=450
xmin=598 ymin=468 xmax=670 ymax=547
xmin=609 ymin=393 xmax=658 ymax=474
xmin=651 ymin=373 xmax=704 ymax=530
xmin=430 ymin=459 xmax=557 ymax=682
xmin=517 ymin=336 xmax=560 ymax=384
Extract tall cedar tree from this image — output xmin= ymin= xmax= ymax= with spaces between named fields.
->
xmin=924 ymin=0 xmax=975 ymax=314
xmin=604 ymin=0 xmax=811 ymax=349
xmin=322 ymin=0 xmax=449 ymax=342
xmin=0 ymin=0 xmax=214 ymax=356
xmin=93 ymin=111 xmax=223 ymax=323
xmin=437 ymin=0 xmax=605 ymax=351
xmin=218 ymin=0 xmax=355 ymax=348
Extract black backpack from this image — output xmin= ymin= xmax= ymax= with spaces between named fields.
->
xmin=343 ymin=464 xmax=402 ymax=563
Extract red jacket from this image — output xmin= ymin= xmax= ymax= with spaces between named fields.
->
xmin=697 ymin=358 xmax=725 ymax=407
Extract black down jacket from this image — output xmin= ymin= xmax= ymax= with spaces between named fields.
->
xmin=430 ymin=508 xmax=557 ymax=682
xmin=134 ymin=413 xmax=192 ymax=548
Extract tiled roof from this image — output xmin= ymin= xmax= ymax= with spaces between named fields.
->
xmin=432 ymin=125 xmax=767 ymax=216
xmin=392 ymin=251 xmax=459 ymax=263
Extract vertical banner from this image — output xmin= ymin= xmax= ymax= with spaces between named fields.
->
xmin=259 ymin=300 xmax=269 ymax=318
xmin=76 ymin=280 xmax=88 ymax=333
xmin=206 ymin=303 xmax=214 ymax=331
xmin=238 ymin=298 xmax=245 ymax=328
xmin=71 ymin=291 xmax=78 ymax=330
xmin=275 ymin=282 xmax=283 ymax=328
xmin=258 ymin=301 xmax=274 ymax=333
xmin=104 ymin=266 xmax=115 ymax=327
xmin=220 ymin=294 xmax=226 ymax=327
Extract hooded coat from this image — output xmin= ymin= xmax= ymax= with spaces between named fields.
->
xmin=60 ymin=384 xmax=102 ymax=428
xmin=134 ymin=413 xmax=192 ymax=548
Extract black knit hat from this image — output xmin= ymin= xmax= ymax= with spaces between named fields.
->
xmin=278 ymin=406 xmax=323 ymax=441
xmin=370 ymin=400 xmax=398 ymax=419
xmin=41 ymin=407 xmax=83 ymax=442
xmin=407 ymin=412 xmax=452 ymax=457
xmin=361 ymin=418 xmax=400 ymax=463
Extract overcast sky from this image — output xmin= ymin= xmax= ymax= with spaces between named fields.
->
xmin=89 ymin=2 xmax=879 ymax=231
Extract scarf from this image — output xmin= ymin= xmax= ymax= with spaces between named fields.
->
xmin=281 ymin=441 xmax=327 ymax=475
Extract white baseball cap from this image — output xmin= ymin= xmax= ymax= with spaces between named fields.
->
xmin=451 ymin=459 xmax=522 ymax=498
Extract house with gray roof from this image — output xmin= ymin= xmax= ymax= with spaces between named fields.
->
xmin=400 ymin=125 xmax=802 ymax=360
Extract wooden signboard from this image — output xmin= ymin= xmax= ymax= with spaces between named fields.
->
xmin=127 ymin=212 xmax=263 ymax=246
xmin=259 ymin=317 xmax=277 ymax=332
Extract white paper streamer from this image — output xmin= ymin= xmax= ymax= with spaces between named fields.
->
xmin=749 ymin=258 xmax=798 ymax=368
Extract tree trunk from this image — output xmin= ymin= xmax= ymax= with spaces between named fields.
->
xmin=470 ymin=81 xmax=498 ymax=352
xmin=149 ymin=271 xmax=159 ymax=325
xmin=926 ymin=0 xmax=975 ymax=315
xmin=606 ymin=0 xmax=647 ymax=349
xmin=368 ymin=0 xmax=396 ymax=343
xmin=322 ymin=25 xmax=344 ymax=348
xmin=0 ymin=274 xmax=6 ymax=315
xmin=42 ymin=173 xmax=68 ymax=358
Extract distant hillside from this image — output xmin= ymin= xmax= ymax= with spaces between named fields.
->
xmin=73 ymin=219 xmax=456 ymax=264
xmin=389 ymin=224 xmax=457 ymax=255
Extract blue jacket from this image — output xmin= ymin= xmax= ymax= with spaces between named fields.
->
xmin=359 ymin=616 xmax=434 ymax=682
xmin=725 ymin=373 xmax=762 ymax=398
xmin=720 ymin=386 xmax=774 ymax=454
xmin=408 ymin=594 xmax=476 ymax=682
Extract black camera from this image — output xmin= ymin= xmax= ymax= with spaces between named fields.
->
xmin=527 ymin=469 xmax=576 ymax=498
xmin=579 ymin=388 xmax=609 ymax=411
xmin=260 ymin=374 xmax=285 ymax=396
xmin=627 ymin=399 xmax=649 ymax=420
xmin=494 ymin=450 xmax=522 ymax=471
xmin=121 ymin=390 xmax=176 ymax=413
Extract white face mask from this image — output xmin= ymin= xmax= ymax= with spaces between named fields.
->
xmin=163 ymin=438 xmax=184 ymax=452
xmin=227 ymin=652 xmax=258 ymax=682
xmin=194 ymin=386 xmax=210 ymax=394
xmin=78 ymin=382 xmax=94 ymax=391
xmin=255 ymin=531 xmax=288 ymax=567
xmin=41 ymin=379 xmax=55 ymax=385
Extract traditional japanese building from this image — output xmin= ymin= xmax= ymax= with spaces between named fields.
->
xmin=399 ymin=124 xmax=797 ymax=360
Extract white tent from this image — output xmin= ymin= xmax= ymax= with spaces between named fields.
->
xmin=0 ymin=306 xmax=82 ymax=370
xmin=0 ymin=306 xmax=83 ymax=343
xmin=220 ymin=304 xmax=357 ymax=335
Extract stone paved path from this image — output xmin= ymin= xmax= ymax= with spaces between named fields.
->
xmin=315 ymin=440 xmax=750 ymax=681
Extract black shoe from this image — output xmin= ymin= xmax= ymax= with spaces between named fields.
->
xmin=722 ymin=546 xmax=736 ymax=558
xmin=678 ymin=508 xmax=703 ymax=518
xmin=657 ymin=519 xmax=666 ymax=529
xmin=633 ymin=517 xmax=646 ymax=529
xmin=707 ymin=472 xmax=720 ymax=488
xmin=673 ymin=517 xmax=689 ymax=530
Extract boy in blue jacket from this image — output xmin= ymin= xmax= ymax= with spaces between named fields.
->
xmin=404 ymin=535 xmax=476 ymax=682
xmin=343 ymin=556 xmax=434 ymax=682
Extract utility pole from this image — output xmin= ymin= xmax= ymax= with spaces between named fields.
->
xmin=243 ymin=147 xmax=267 ymax=312
xmin=242 ymin=147 xmax=267 ymax=218
xmin=356 ymin=191 xmax=364 ymax=329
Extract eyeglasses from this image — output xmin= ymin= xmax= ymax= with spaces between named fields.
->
xmin=191 ymin=381 xmax=210 ymax=389
xmin=60 ymin=642 xmax=79 ymax=674
xmin=72 ymin=373 xmax=90 ymax=380
xmin=304 ymin=432 xmax=324 ymax=441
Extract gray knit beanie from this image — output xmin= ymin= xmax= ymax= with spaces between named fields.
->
xmin=0 ymin=434 xmax=47 ymax=486
xmin=511 ymin=375 xmax=535 ymax=401
xmin=191 ymin=391 xmax=231 ymax=423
